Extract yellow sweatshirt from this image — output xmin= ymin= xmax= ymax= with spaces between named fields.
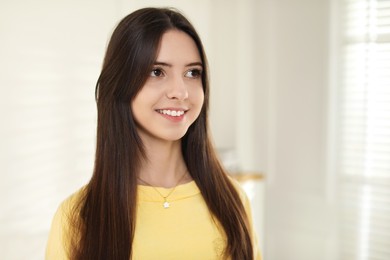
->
xmin=46 ymin=180 xmax=261 ymax=259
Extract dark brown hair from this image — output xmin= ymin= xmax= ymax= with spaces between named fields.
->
xmin=69 ymin=7 xmax=253 ymax=260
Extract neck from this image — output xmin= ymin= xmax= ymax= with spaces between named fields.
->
xmin=138 ymin=138 xmax=190 ymax=188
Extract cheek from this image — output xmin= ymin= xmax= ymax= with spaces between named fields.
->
xmin=131 ymin=92 xmax=150 ymax=123
xmin=190 ymin=89 xmax=205 ymax=122
xmin=131 ymin=95 xmax=143 ymax=116
xmin=198 ymin=92 xmax=205 ymax=113
xmin=191 ymin=87 xmax=205 ymax=107
xmin=130 ymin=101 xmax=141 ymax=127
xmin=132 ymin=87 xmax=158 ymax=109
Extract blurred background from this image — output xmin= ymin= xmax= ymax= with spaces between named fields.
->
xmin=1 ymin=0 xmax=389 ymax=259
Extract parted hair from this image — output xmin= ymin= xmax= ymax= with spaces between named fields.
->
xmin=68 ymin=7 xmax=254 ymax=260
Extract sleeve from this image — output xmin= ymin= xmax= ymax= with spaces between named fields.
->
xmin=45 ymin=201 xmax=69 ymax=260
xmin=229 ymin=177 xmax=262 ymax=260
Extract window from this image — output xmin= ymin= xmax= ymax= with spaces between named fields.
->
xmin=337 ymin=0 xmax=390 ymax=259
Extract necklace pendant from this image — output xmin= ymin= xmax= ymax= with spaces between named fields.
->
xmin=163 ymin=201 xmax=170 ymax=209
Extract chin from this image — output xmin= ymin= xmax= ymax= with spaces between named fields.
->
xmin=164 ymin=133 xmax=187 ymax=142
xmin=161 ymin=128 xmax=189 ymax=141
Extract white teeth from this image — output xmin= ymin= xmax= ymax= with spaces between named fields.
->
xmin=158 ymin=109 xmax=185 ymax=117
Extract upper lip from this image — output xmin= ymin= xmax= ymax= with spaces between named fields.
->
xmin=156 ymin=107 xmax=188 ymax=111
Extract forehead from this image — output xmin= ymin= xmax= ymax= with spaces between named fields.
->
xmin=156 ymin=30 xmax=201 ymax=64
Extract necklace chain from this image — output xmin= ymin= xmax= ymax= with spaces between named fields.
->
xmin=137 ymin=171 xmax=188 ymax=209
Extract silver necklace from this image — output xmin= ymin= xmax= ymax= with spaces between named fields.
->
xmin=138 ymin=172 xmax=188 ymax=209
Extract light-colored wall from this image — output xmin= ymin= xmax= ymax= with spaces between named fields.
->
xmin=0 ymin=1 xmax=119 ymax=259
xmin=0 ymin=0 xmax=335 ymax=259
xmin=257 ymin=1 xmax=337 ymax=259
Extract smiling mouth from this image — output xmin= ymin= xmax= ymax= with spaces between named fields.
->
xmin=156 ymin=109 xmax=186 ymax=117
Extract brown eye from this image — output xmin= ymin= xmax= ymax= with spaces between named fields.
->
xmin=185 ymin=69 xmax=202 ymax=78
xmin=150 ymin=68 xmax=164 ymax=77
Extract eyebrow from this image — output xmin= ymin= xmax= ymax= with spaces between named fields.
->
xmin=154 ymin=61 xmax=203 ymax=67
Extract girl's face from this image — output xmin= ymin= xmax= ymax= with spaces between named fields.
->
xmin=131 ymin=30 xmax=205 ymax=143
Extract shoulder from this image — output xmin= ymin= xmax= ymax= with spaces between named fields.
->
xmin=55 ymin=186 xmax=87 ymax=223
xmin=227 ymin=176 xmax=262 ymax=260
xmin=227 ymin=175 xmax=250 ymax=206
xmin=45 ymin=187 xmax=86 ymax=260
xmin=58 ymin=187 xmax=85 ymax=212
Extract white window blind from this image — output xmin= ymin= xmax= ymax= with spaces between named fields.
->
xmin=338 ymin=0 xmax=390 ymax=259
xmin=0 ymin=3 xmax=113 ymax=259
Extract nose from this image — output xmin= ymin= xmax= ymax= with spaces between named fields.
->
xmin=166 ymin=76 xmax=189 ymax=100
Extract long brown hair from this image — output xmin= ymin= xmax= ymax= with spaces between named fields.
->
xmin=69 ymin=7 xmax=254 ymax=260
